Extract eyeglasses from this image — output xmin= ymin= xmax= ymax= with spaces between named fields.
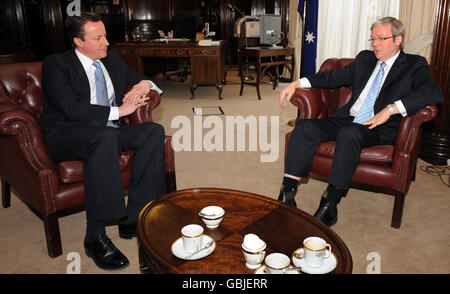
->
xmin=369 ymin=36 xmax=396 ymax=43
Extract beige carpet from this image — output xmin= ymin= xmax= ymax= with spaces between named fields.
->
xmin=1 ymin=69 xmax=449 ymax=274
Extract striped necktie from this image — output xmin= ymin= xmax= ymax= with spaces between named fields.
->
xmin=93 ymin=61 xmax=115 ymax=127
xmin=354 ymin=62 xmax=386 ymax=124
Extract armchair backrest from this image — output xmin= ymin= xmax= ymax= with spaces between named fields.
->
xmin=316 ymin=58 xmax=354 ymax=116
xmin=0 ymin=62 xmax=43 ymax=118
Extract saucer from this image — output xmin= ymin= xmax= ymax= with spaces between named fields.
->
xmin=291 ymin=247 xmax=337 ymax=274
xmin=254 ymin=265 xmax=300 ymax=274
xmin=254 ymin=265 xmax=268 ymax=274
xmin=171 ymin=234 xmax=216 ymax=260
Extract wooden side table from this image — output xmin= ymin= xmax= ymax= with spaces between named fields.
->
xmin=239 ymin=47 xmax=295 ymax=100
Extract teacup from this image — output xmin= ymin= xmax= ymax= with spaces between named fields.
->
xmin=264 ymin=253 xmax=301 ymax=274
xmin=242 ymin=234 xmax=266 ymax=269
xmin=199 ymin=206 xmax=225 ymax=229
xmin=181 ymin=224 xmax=204 ymax=254
xmin=298 ymin=236 xmax=332 ymax=268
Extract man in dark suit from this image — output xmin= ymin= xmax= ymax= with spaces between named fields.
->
xmin=38 ymin=13 xmax=166 ymax=270
xmin=278 ymin=17 xmax=442 ymax=227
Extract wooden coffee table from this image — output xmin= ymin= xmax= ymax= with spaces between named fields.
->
xmin=137 ymin=188 xmax=352 ymax=274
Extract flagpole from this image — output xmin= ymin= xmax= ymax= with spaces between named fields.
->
xmin=299 ymin=0 xmax=307 ymax=79
xmin=288 ymin=0 xmax=307 ymax=127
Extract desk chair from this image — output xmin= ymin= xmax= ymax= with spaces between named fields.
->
xmin=164 ymin=57 xmax=190 ymax=82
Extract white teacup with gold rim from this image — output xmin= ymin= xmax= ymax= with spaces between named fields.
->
xmin=181 ymin=224 xmax=204 ymax=254
xmin=242 ymin=234 xmax=266 ymax=269
xmin=264 ymin=253 xmax=301 ymax=274
xmin=297 ymin=236 xmax=332 ymax=268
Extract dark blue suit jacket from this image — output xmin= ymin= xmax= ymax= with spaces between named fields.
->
xmin=39 ymin=49 xmax=147 ymax=129
xmin=307 ymin=50 xmax=443 ymax=144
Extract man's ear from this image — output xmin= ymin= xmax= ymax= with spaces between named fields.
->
xmin=73 ymin=37 xmax=83 ymax=48
xmin=395 ymin=35 xmax=403 ymax=47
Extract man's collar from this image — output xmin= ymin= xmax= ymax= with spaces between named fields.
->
xmin=379 ymin=50 xmax=401 ymax=68
xmin=75 ymin=49 xmax=101 ymax=72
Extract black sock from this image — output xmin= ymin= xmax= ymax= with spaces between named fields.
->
xmin=282 ymin=177 xmax=299 ymax=192
xmin=322 ymin=185 xmax=345 ymax=206
xmin=119 ymin=216 xmax=136 ymax=226
xmin=86 ymin=221 xmax=105 ymax=242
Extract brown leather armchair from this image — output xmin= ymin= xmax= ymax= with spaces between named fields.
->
xmin=285 ymin=58 xmax=438 ymax=229
xmin=0 ymin=61 xmax=176 ymax=258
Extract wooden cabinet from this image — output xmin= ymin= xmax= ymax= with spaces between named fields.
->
xmin=190 ymin=45 xmax=226 ymax=99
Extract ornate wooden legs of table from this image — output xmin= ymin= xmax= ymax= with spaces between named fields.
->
xmin=190 ymin=83 xmax=224 ymax=100
xmin=239 ymin=47 xmax=295 ymax=100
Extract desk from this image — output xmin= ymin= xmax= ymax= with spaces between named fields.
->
xmin=111 ymin=41 xmax=226 ymax=99
xmin=137 ymin=188 xmax=353 ymax=274
xmin=239 ymin=47 xmax=295 ymax=100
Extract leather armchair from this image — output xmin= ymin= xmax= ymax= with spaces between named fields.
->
xmin=0 ymin=61 xmax=176 ymax=258
xmin=285 ymin=58 xmax=438 ymax=229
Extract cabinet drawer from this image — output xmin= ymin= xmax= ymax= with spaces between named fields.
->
xmin=116 ymin=47 xmax=136 ymax=56
xmin=192 ymin=47 xmax=220 ymax=56
xmin=139 ymin=48 xmax=190 ymax=57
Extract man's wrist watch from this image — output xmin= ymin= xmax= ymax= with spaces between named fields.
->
xmin=387 ymin=104 xmax=395 ymax=115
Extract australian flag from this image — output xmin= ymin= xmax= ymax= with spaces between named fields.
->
xmin=298 ymin=0 xmax=319 ymax=77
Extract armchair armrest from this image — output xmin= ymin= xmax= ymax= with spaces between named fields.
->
xmin=392 ymin=106 xmax=438 ymax=189
xmin=0 ymin=106 xmax=58 ymax=174
xmin=128 ymin=89 xmax=161 ymax=125
xmin=393 ymin=106 xmax=438 ymax=158
xmin=290 ymin=88 xmax=331 ymax=119
xmin=0 ymin=104 xmax=60 ymax=214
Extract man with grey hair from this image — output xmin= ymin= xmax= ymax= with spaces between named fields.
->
xmin=278 ymin=17 xmax=442 ymax=226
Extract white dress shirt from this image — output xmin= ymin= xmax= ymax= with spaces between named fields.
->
xmin=298 ymin=51 xmax=407 ymax=117
xmin=75 ymin=49 xmax=162 ymax=121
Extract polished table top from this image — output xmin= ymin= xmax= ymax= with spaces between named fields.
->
xmin=137 ymin=188 xmax=352 ymax=274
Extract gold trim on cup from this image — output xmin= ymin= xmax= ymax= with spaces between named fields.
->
xmin=292 ymin=247 xmax=339 ymax=268
xmin=181 ymin=232 xmax=203 ymax=238
xmin=304 ymin=245 xmax=327 ymax=252
xmin=242 ymin=242 xmax=266 ymax=254
xmin=303 ymin=238 xmax=328 ymax=251
xmin=181 ymin=224 xmax=204 ymax=238
xmin=198 ymin=212 xmax=224 ymax=220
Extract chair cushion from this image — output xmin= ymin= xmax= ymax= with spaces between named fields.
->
xmin=315 ymin=142 xmax=394 ymax=164
xmin=57 ymin=151 xmax=133 ymax=184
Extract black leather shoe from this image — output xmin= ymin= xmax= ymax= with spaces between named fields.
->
xmin=278 ymin=189 xmax=297 ymax=207
xmin=313 ymin=198 xmax=338 ymax=227
xmin=84 ymin=234 xmax=129 ymax=270
xmin=118 ymin=222 xmax=137 ymax=239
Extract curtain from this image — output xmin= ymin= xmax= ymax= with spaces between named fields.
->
xmin=286 ymin=0 xmax=437 ymax=77
xmin=400 ymin=0 xmax=438 ymax=62
xmin=286 ymin=0 xmax=302 ymax=79
xmin=316 ymin=0 xmax=399 ymax=69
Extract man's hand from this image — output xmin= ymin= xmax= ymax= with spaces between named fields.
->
xmin=123 ymin=80 xmax=151 ymax=105
xmin=119 ymin=81 xmax=152 ymax=117
xmin=362 ymin=104 xmax=397 ymax=129
xmin=279 ymin=80 xmax=300 ymax=107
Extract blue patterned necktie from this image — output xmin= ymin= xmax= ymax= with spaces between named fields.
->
xmin=93 ymin=61 xmax=115 ymax=127
xmin=354 ymin=62 xmax=386 ymax=123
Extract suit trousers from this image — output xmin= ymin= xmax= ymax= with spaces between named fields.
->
xmin=43 ymin=122 xmax=167 ymax=223
xmin=284 ymin=116 xmax=381 ymax=189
